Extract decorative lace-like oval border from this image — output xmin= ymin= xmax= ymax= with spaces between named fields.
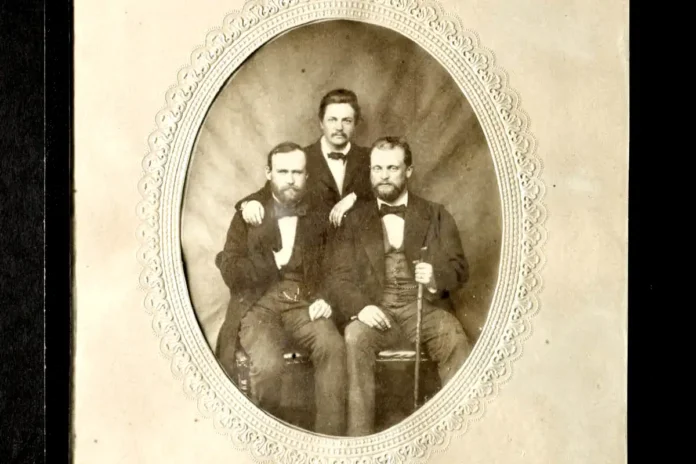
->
xmin=137 ymin=0 xmax=546 ymax=462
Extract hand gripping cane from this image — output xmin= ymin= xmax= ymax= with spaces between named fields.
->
xmin=414 ymin=246 xmax=428 ymax=411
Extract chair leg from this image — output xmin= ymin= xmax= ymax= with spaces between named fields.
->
xmin=235 ymin=354 xmax=252 ymax=398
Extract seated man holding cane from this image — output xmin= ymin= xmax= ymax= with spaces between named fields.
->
xmin=324 ymin=136 xmax=472 ymax=437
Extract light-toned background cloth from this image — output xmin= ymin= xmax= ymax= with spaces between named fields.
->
xmin=181 ymin=20 xmax=502 ymax=349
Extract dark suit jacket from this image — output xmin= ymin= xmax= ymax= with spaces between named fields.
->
xmin=235 ymin=139 xmax=373 ymax=214
xmin=324 ymin=193 xmax=469 ymax=324
xmin=214 ymin=196 xmax=332 ymax=375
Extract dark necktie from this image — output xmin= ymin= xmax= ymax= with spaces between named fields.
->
xmin=327 ymin=151 xmax=347 ymax=162
xmin=275 ymin=202 xmax=308 ymax=219
xmin=379 ymin=204 xmax=407 ymax=218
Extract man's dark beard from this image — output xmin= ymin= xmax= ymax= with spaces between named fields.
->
xmin=272 ymin=184 xmax=305 ymax=206
xmin=372 ymin=182 xmax=405 ymax=203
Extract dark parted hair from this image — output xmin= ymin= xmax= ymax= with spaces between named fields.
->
xmin=370 ymin=136 xmax=413 ymax=166
xmin=266 ymin=141 xmax=306 ymax=168
xmin=318 ymin=89 xmax=362 ymax=124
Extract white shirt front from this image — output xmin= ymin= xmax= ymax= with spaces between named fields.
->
xmin=320 ymin=136 xmax=351 ymax=196
xmin=377 ymin=191 xmax=409 ymax=250
xmin=272 ymin=199 xmax=299 ymax=269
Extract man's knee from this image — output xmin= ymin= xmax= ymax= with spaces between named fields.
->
xmin=344 ymin=321 xmax=373 ymax=350
xmin=310 ymin=320 xmax=346 ymax=358
xmin=250 ymin=354 xmax=285 ymax=381
xmin=431 ymin=321 xmax=470 ymax=359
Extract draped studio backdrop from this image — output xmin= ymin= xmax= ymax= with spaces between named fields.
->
xmin=181 ymin=20 xmax=501 ymax=361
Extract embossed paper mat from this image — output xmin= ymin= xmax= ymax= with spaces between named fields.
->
xmin=73 ymin=0 xmax=627 ymax=462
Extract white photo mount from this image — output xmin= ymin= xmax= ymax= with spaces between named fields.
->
xmin=136 ymin=0 xmax=546 ymax=462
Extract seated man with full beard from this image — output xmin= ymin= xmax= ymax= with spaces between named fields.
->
xmin=215 ymin=142 xmax=346 ymax=436
xmin=324 ymin=136 xmax=472 ymax=437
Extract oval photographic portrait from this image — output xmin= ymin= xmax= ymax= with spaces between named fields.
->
xmin=139 ymin=0 xmax=545 ymax=460
xmin=180 ymin=19 xmax=501 ymax=437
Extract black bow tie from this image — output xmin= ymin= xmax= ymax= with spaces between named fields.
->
xmin=379 ymin=204 xmax=407 ymax=218
xmin=275 ymin=202 xmax=308 ymax=219
xmin=327 ymin=151 xmax=347 ymax=162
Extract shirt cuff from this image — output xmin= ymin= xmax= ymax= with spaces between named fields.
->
xmin=427 ymin=285 xmax=437 ymax=294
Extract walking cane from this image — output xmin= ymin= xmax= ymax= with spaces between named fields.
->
xmin=414 ymin=246 xmax=428 ymax=411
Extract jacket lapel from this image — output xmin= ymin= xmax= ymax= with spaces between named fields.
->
xmin=297 ymin=211 xmax=320 ymax=286
xmin=307 ymin=141 xmax=340 ymax=196
xmin=356 ymin=202 xmax=386 ymax=287
xmin=403 ymin=193 xmax=432 ymax=266
xmin=342 ymin=145 xmax=362 ymax=194
xmin=248 ymin=198 xmax=282 ymax=265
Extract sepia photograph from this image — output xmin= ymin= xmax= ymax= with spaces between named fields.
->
xmin=180 ymin=19 xmax=502 ymax=436
xmin=69 ymin=0 xmax=629 ymax=461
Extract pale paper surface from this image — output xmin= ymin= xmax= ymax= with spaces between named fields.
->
xmin=73 ymin=0 xmax=628 ymax=462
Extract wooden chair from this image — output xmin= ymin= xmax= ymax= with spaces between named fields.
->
xmin=234 ymin=344 xmax=441 ymax=429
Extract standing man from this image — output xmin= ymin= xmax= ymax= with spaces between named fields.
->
xmin=324 ymin=136 xmax=471 ymax=437
xmin=215 ymin=142 xmax=347 ymax=436
xmin=237 ymin=88 xmax=372 ymax=228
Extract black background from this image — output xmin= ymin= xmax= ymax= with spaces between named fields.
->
xmin=0 ymin=0 xmax=71 ymax=462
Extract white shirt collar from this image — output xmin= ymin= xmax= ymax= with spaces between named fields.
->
xmin=320 ymin=136 xmax=351 ymax=157
xmin=377 ymin=190 xmax=409 ymax=209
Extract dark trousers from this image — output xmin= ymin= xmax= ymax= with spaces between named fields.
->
xmin=344 ymin=300 xmax=470 ymax=436
xmin=238 ymin=280 xmax=347 ymax=436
